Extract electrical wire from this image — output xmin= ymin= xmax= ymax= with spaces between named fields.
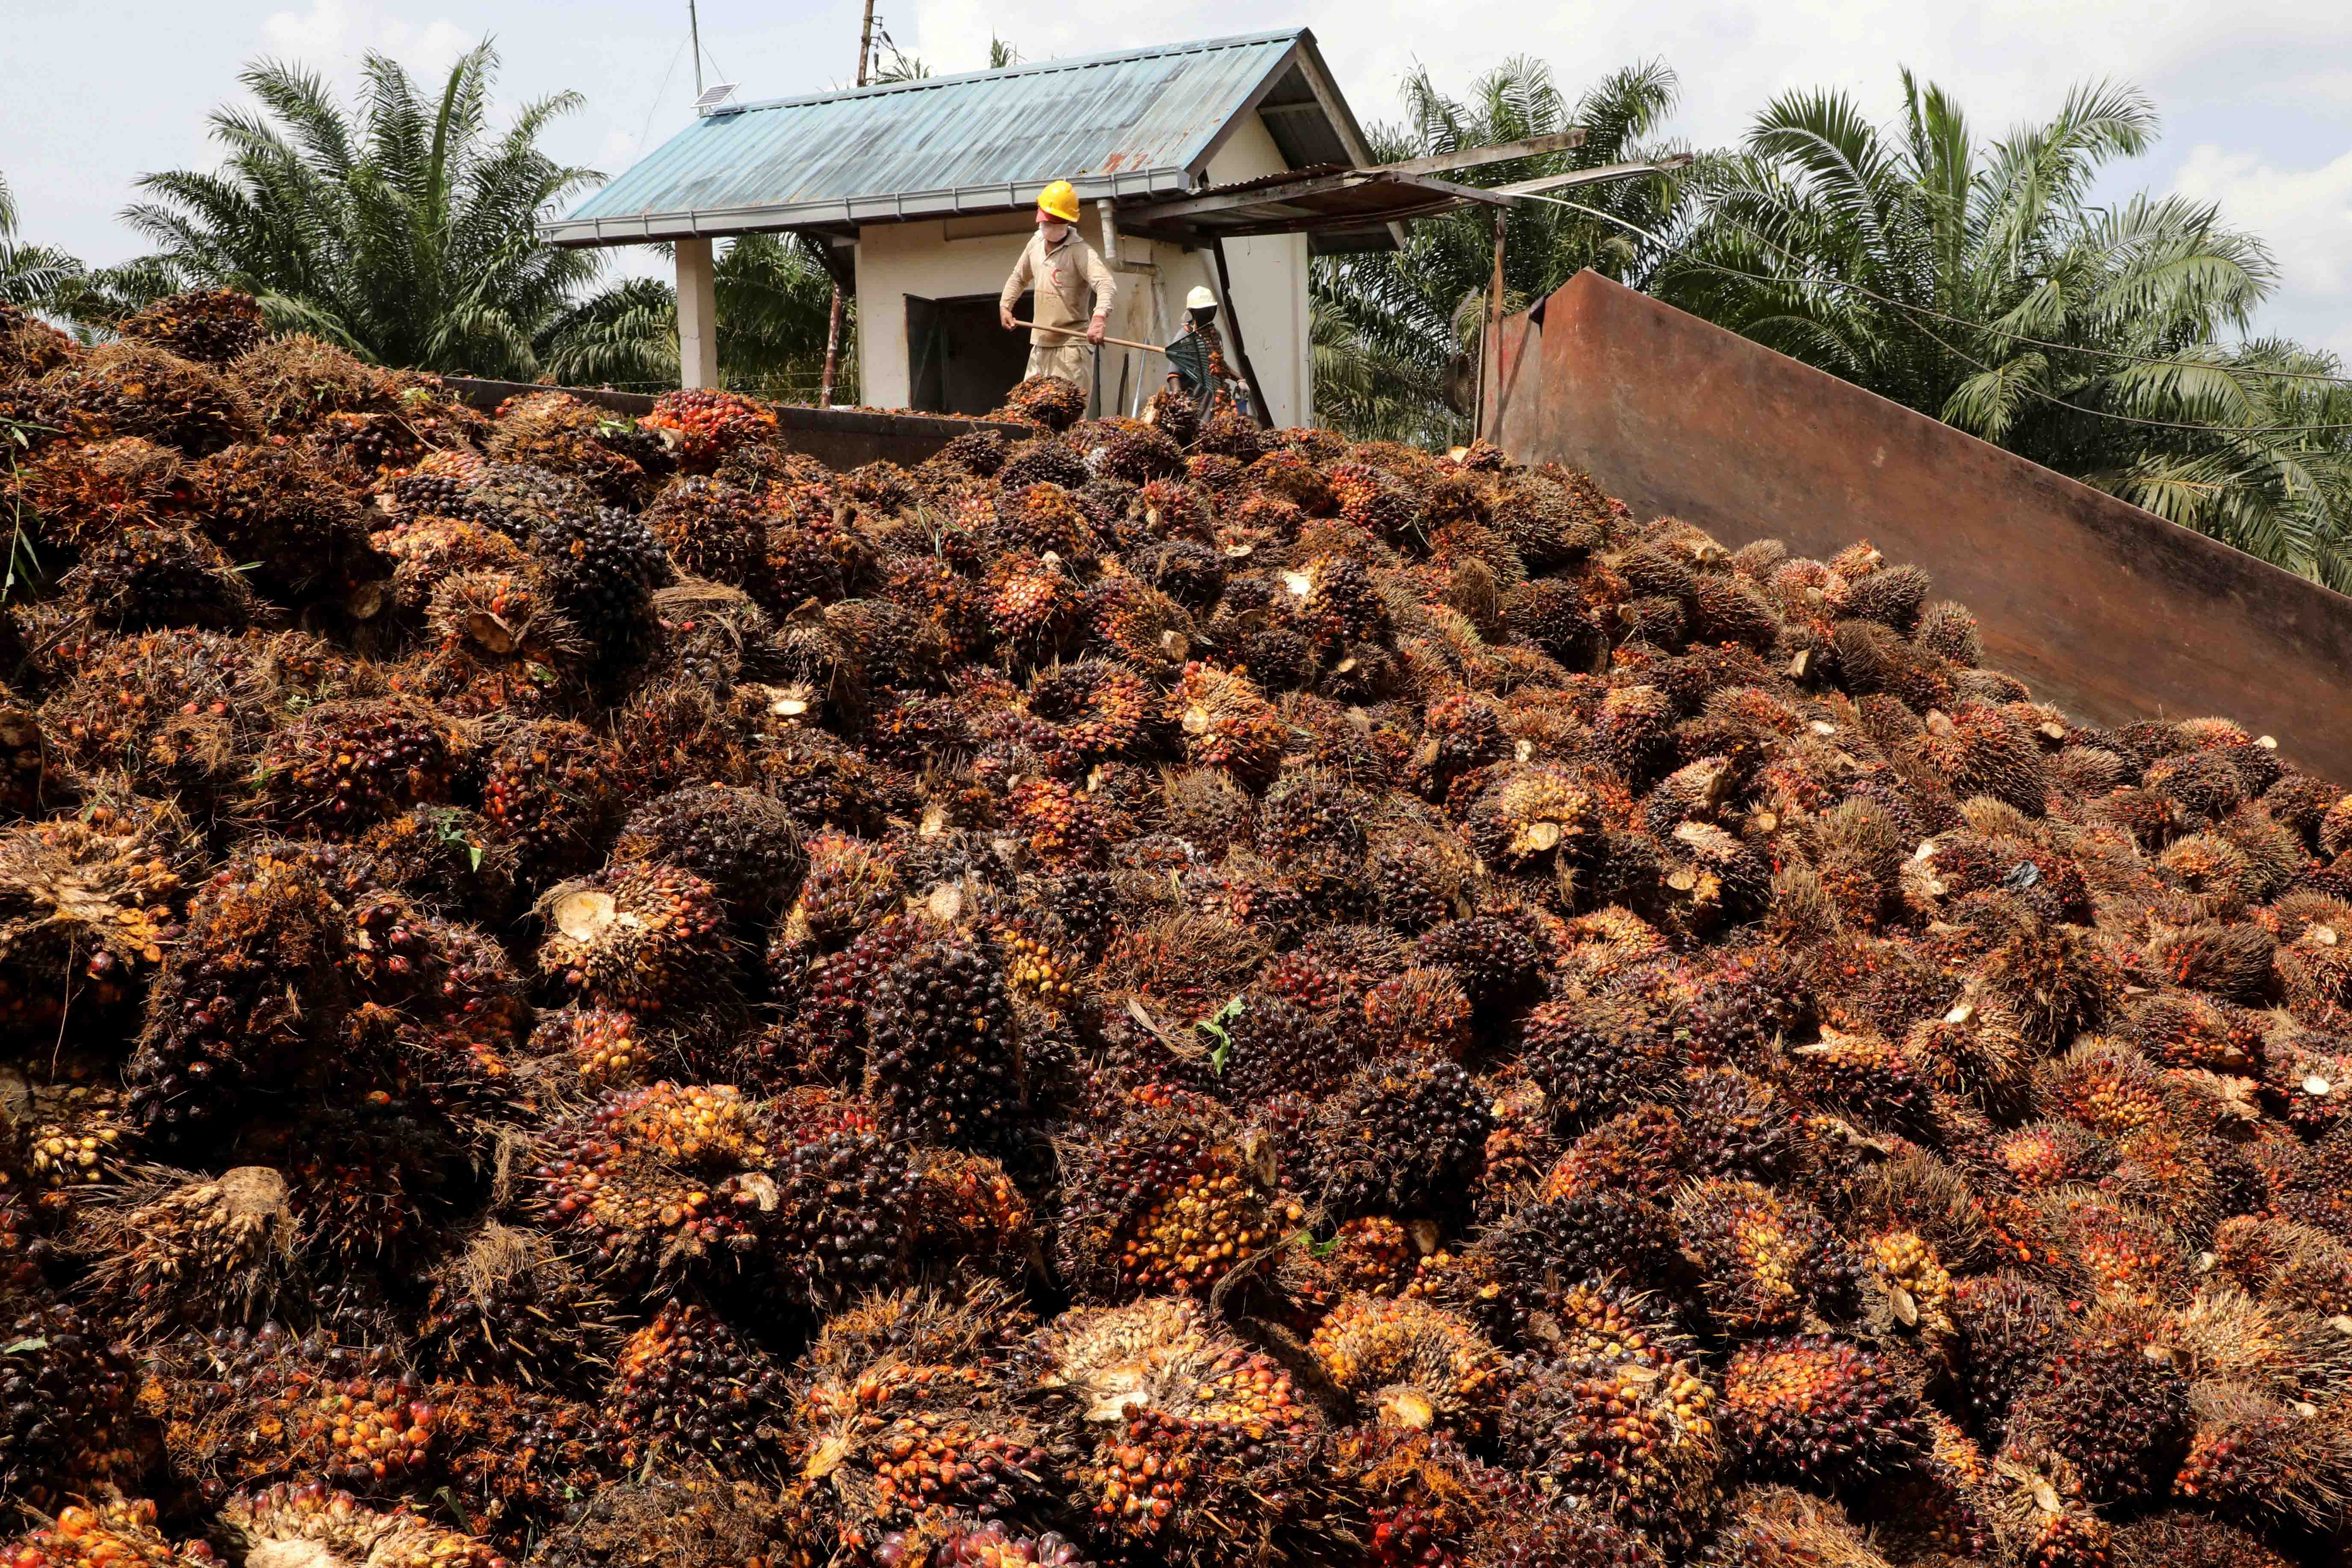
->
xmin=1513 ymin=191 xmax=2352 ymax=436
xmin=1502 ymin=165 xmax=2352 ymax=389
xmin=1707 ymin=208 xmax=2352 ymax=389
xmin=632 ymin=37 xmax=689 ymax=164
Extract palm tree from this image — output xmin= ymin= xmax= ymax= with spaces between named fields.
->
xmin=537 ymin=233 xmax=848 ymax=399
xmin=1656 ymin=74 xmax=2352 ymax=588
xmin=117 ymin=42 xmax=609 ymax=378
xmin=0 ymin=171 xmax=85 ymax=310
xmin=1312 ymin=57 xmax=1687 ymax=444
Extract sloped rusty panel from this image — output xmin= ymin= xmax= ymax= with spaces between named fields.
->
xmin=564 ymin=33 xmax=1299 ymax=229
xmin=1491 ymin=272 xmax=2352 ymax=784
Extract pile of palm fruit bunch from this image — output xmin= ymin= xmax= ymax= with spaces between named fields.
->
xmin=6 ymin=289 xmax=2352 ymax=1568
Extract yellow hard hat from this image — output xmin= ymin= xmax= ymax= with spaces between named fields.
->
xmin=1037 ymin=180 xmax=1080 ymax=222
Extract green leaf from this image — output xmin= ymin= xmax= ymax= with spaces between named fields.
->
xmin=467 ymin=844 xmax=484 ymax=872
xmin=1194 ymin=994 xmax=1246 ymax=1077
xmin=3 ymin=1336 xmax=49 ymax=1355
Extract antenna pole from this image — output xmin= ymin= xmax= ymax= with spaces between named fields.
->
xmin=818 ymin=0 xmax=877 ymax=407
xmin=688 ymin=0 xmax=704 ymax=97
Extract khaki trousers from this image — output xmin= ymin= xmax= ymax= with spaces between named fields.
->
xmin=1025 ymin=339 xmax=1092 ymax=385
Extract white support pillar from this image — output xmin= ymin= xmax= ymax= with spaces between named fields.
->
xmin=675 ymin=236 xmax=719 ymax=390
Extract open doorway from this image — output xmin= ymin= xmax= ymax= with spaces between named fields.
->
xmin=906 ymin=292 xmax=1035 ymax=416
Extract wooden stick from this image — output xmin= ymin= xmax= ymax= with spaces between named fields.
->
xmin=1480 ymin=206 xmax=1506 ymax=439
xmin=1012 ymin=318 xmax=1163 ymax=354
xmin=1210 ymin=238 xmax=1276 ymax=429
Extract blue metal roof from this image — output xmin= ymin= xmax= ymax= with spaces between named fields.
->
xmin=546 ymin=30 xmax=1369 ymax=247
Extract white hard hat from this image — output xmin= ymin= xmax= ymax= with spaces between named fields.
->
xmin=1185 ymin=286 xmax=1217 ymax=311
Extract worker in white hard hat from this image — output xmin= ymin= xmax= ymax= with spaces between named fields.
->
xmin=999 ymin=180 xmax=1117 ymax=387
xmin=1169 ymin=283 xmax=1250 ymax=419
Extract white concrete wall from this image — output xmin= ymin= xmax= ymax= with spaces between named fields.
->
xmin=848 ymin=108 xmax=1314 ymax=426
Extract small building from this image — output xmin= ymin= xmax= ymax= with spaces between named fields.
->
xmin=543 ymin=31 xmax=1390 ymax=428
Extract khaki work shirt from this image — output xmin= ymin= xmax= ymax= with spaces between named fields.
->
xmin=1000 ymin=228 xmax=1117 ymax=347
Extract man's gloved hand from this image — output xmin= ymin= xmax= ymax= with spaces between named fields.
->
xmin=1000 ymin=306 xmax=1017 ymax=331
xmin=1086 ymin=315 xmax=1107 ymax=346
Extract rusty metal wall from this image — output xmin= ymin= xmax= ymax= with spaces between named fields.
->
xmin=443 ymin=378 xmax=1034 ymax=470
xmin=1485 ymin=271 xmax=2352 ymax=784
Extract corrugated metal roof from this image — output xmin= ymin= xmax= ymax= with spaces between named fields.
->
xmin=547 ymin=31 xmax=1367 ymax=247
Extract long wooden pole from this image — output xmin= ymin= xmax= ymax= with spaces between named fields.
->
xmin=816 ymin=0 xmax=877 ymax=407
xmin=1210 ymin=237 xmax=1276 ymax=429
xmin=1479 ymin=205 xmax=1506 ymax=440
xmin=1011 ymin=318 xmax=1163 ymax=354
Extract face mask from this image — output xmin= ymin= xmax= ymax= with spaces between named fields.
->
xmin=1040 ymin=222 xmax=1070 ymax=243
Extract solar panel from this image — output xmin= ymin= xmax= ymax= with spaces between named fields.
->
xmin=693 ymin=83 xmax=740 ymax=115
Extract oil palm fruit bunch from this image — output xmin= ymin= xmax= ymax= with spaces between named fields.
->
xmin=865 ymin=933 xmax=1025 ymax=1150
xmin=526 ymin=1081 xmax=775 ymax=1285
xmin=1308 ymin=1293 xmax=1504 ymax=1433
xmin=50 ymin=342 xmax=257 ymax=455
xmin=760 ymin=1091 xmax=924 ymax=1308
xmin=603 ymin=1300 xmax=788 ymax=1471
xmin=14 ymin=289 xmax=2352 ymax=1568
xmin=1052 ymin=1090 xmax=1301 ymax=1302
xmin=0 ymin=787 xmax=198 ymax=1042
xmin=535 ymin=862 xmax=733 ymax=1015
xmin=124 ymin=843 xmax=357 ymax=1133
xmin=187 ymin=439 xmax=380 ymax=603
xmin=0 ymin=1303 xmax=148 ymax=1504
xmin=1 ymin=1503 xmax=217 ymax=1568
xmin=414 ymin=1222 xmax=617 ymax=1386
xmin=610 ymin=783 xmax=807 ymax=930
xmin=477 ymin=718 xmax=624 ymax=880
xmin=1031 ymin=1297 xmax=1323 ymax=1566
xmin=641 ymin=388 xmax=777 ymax=470
xmin=786 ymin=1285 xmax=1064 ymax=1553
xmin=76 ymin=1165 xmax=299 ymax=1336
xmin=61 ymin=526 xmax=254 ymax=632
xmin=1496 ymin=1336 xmax=1724 ymax=1553
xmin=216 ymin=1482 xmax=511 ymax=1568
xmin=251 ymin=697 xmax=465 ymax=839
xmin=145 ymin=1325 xmax=440 ymax=1492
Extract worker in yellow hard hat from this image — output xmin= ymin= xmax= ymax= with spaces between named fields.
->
xmin=999 ymin=179 xmax=1117 ymax=387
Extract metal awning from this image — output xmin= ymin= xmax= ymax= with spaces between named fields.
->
xmin=1106 ymin=133 xmax=1695 ymax=256
xmin=1114 ymin=166 xmax=1517 ymax=253
xmin=541 ymin=30 xmax=1378 ymax=250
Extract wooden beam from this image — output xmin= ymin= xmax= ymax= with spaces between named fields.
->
xmin=1367 ymin=129 xmax=1586 ymax=179
xmin=1127 ymin=168 xmax=1387 ymax=224
xmin=1121 ymin=168 xmax=1512 ymax=228
xmin=1490 ymin=154 xmax=1694 ymax=198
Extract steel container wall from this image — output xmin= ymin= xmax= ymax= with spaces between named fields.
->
xmin=1488 ymin=271 xmax=2352 ymax=783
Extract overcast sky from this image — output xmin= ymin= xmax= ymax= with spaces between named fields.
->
xmin=6 ymin=0 xmax=2349 ymax=353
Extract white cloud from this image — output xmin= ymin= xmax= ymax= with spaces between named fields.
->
xmin=260 ymin=0 xmax=471 ymax=76
xmin=2175 ymin=144 xmax=2352 ymax=296
xmin=2172 ymin=142 xmax=2352 ymax=357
